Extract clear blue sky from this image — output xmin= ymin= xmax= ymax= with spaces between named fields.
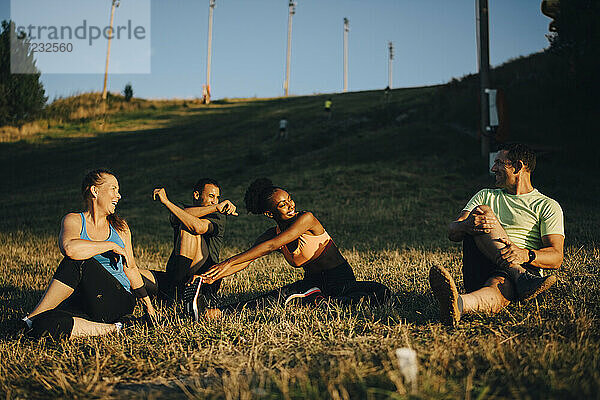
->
xmin=1 ymin=0 xmax=552 ymax=101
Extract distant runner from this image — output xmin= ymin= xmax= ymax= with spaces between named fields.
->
xmin=278 ymin=117 xmax=288 ymax=140
xmin=324 ymin=98 xmax=332 ymax=119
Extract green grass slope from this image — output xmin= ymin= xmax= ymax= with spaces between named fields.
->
xmin=0 ymin=83 xmax=599 ymax=399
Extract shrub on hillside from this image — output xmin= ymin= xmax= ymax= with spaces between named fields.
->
xmin=123 ymin=83 xmax=133 ymax=102
xmin=0 ymin=20 xmax=47 ymax=126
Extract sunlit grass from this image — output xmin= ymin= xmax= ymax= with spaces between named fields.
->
xmin=0 ymin=85 xmax=598 ymax=398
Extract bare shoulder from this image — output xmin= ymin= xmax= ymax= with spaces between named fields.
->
xmin=62 ymin=212 xmax=82 ymax=228
xmin=120 ymin=219 xmax=132 ymax=236
xmin=296 ymin=211 xmax=325 ymax=233
xmin=297 ymin=211 xmax=317 ymax=222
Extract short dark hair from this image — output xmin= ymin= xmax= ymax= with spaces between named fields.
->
xmin=501 ymin=143 xmax=536 ymax=173
xmin=193 ymin=178 xmax=220 ymax=194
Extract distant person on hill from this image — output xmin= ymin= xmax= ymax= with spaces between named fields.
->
xmin=188 ymin=178 xmax=392 ymax=320
xmin=22 ymin=169 xmax=156 ymax=340
xmin=383 ymin=86 xmax=391 ymax=103
xmin=324 ymin=98 xmax=332 ymax=119
xmin=139 ymin=179 xmax=237 ymax=306
xmin=430 ymin=144 xmax=564 ymax=326
xmin=278 ymin=117 xmax=288 ymax=140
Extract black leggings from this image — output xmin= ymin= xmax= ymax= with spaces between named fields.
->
xmin=144 ymin=253 xmax=222 ymax=304
xmin=30 ymin=257 xmax=135 ymax=340
xmin=221 ymin=261 xmax=392 ymax=312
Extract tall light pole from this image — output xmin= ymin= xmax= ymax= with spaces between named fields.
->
xmin=283 ymin=0 xmax=296 ymax=97
xmin=388 ymin=41 xmax=394 ymax=89
xmin=203 ymin=0 xmax=216 ymax=104
xmin=102 ymin=0 xmax=120 ymax=100
xmin=476 ymin=0 xmax=491 ymax=158
xmin=343 ymin=18 xmax=349 ymax=92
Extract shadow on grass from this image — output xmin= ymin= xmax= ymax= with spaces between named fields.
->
xmin=211 ymin=289 xmax=438 ymax=327
xmin=0 ymin=285 xmax=44 ymax=338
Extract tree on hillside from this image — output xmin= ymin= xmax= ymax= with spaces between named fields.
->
xmin=0 ymin=20 xmax=47 ymax=126
xmin=545 ymin=0 xmax=600 ymax=107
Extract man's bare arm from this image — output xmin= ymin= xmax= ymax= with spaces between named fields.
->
xmin=496 ymin=234 xmax=564 ymax=270
xmin=448 ymin=207 xmax=499 ymax=242
xmin=530 ymin=234 xmax=564 ymax=269
xmin=154 ymin=188 xmax=215 ymax=235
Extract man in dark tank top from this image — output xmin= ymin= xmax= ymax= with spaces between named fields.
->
xmin=140 ymin=178 xmax=237 ymax=304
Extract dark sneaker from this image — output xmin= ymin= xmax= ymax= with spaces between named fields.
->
xmin=429 ymin=265 xmax=461 ymax=327
xmin=184 ymin=276 xmax=205 ymax=321
xmin=516 ymin=272 xmax=557 ymax=301
xmin=284 ymin=287 xmax=323 ymax=306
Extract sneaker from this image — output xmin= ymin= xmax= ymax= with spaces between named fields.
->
xmin=284 ymin=287 xmax=322 ymax=306
xmin=429 ymin=265 xmax=461 ymax=327
xmin=183 ymin=275 xmax=205 ymax=321
xmin=515 ymin=272 xmax=557 ymax=302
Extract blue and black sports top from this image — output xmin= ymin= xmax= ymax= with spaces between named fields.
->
xmin=79 ymin=213 xmax=131 ymax=292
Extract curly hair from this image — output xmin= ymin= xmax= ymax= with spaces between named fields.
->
xmin=501 ymin=143 xmax=536 ymax=173
xmin=81 ymin=168 xmax=127 ymax=232
xmin=244 ymin=178 xmax=283 ymax=214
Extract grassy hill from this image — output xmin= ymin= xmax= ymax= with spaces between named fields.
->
xmin=0 ymin=71 xmax=599 ymax=398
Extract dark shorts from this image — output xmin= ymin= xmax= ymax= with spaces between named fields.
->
xmin=462 ymin=236 xmax=540 ymax=293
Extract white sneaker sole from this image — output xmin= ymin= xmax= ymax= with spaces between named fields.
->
xmin=284 ymin=287 xmax=322 ymax=306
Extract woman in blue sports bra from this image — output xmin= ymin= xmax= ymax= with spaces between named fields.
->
xmin=22 ymin=169 xmax=155 ymax=339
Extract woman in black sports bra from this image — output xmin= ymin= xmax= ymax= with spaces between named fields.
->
xmin=198 ymin=178 xmax=391 ymax=318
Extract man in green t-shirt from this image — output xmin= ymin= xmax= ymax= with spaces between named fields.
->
xmin=141 ymin=178 xmax=238 ymax=303
xmin=430 ymin=144 xmax=565 ymax=326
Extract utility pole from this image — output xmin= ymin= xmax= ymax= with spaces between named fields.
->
xmin=343 ymin=18 xmax=349 ymax=92
xmin=203 ymin=0 xmax=216 ymax=104
xmin=388 ymin=41 xmax=394 ymax=89
xmin=283 ymin=0 xmax=296 ymax=97
xmin=102 ymin=0 xmax=120 ymax=100
xmin=476 ymin=0 xmax=491 ymax=158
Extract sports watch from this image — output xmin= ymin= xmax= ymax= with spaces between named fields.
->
xmin=527 ymin=249 xmax=536 ymax=264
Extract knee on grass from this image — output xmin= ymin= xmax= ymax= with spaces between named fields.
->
xmin=30 ymin=310 xmax=74 ymax=341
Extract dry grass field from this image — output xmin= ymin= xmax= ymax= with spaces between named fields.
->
xmin=0 ymin=85 xmax=598 ymax=399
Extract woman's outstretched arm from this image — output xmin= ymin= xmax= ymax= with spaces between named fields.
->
xmin=201 ymin=212 xmax=318 ymax=283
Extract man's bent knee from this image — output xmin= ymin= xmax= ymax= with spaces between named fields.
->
xmin=471 ymin=204 xmax=495 ymax=217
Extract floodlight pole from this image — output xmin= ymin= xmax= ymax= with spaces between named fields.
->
xmin=476 ymin=0 xmax=491 ymax=158
xmin=204 ymin=0 xmax=216 ymax=104
xmin=284 ymin=0 xmax=296 ymax=97
xmin=343 ymin=18 xmax=349 ymax=92
xmin=388 ymin=41 xmax=394 ymax=89
xmin=102 ymin=0 xmax=120 ymax=100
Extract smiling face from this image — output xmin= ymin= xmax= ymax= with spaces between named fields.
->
xmin=267 ymin=189 xmax=297 ymax=222
xmin=92 ymin=173 xmax=121 ymax=215
xmin=490 ymin=150 xmax=516 ymax=190
xmin=194 ymin=184 xmax=220 ymax=207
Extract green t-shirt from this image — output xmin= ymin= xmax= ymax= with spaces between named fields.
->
xmin=463 ymin=188 xmax=564 ymax=250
